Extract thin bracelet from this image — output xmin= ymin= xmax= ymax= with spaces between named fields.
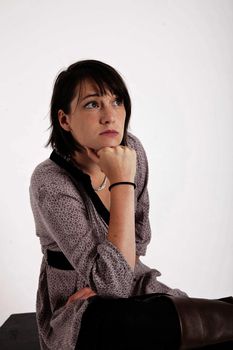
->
xmin=109 ymin=182 xmax=136 ymax=192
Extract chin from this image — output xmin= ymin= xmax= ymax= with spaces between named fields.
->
xmin=104 ymin=140 xmax=120 ymax=148
xmin=95 ymin=140 xmax=118 ymax=149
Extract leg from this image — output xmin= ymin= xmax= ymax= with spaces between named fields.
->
xmin=76 ymin=293 xmax=180 ymax=350
xmin=76 ymin=294 xmax=233 ymax=350
xmin=197 ymin=342 xmax=233 ymax=349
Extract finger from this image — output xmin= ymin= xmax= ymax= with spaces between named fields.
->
xmin=66 ymin=287 xmax=95 ymax=305
xmin=80 ymin=288 xmax=96 ymax=298
xmin=66 ymin=293 xmax=84 ymax=305
xmin=86 ymin=289 xmax=97 ymax=297
xmin=66 ymin=291 xmax=94 ymax=304
xmin=81 ymin=290 xmax=97 ymax=300
xmin=75 ymin=287 xmax=93 ymax=298
xmin=96 ymin=147 xmax=110 ymax=156
xmin=76 ymin=287 xmax=95 ymax=299
xmin=66 ymin=290 xmax=86 ymax=305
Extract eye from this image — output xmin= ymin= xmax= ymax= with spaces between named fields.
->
xmin=84 ymin=101 xmax=99 ymax=109
xmin=113 ymin=97 xmax=123 ymax=106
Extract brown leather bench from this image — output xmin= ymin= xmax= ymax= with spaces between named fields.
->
xmin=0 ymin=313 xmax=40 ymax=350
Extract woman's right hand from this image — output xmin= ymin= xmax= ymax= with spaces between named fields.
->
xmin=66 ymin=287 xmax=96 ymax=306
xmin=85 ymin=145 xmax=137 ymax=184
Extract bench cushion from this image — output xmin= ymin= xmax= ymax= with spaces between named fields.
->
xmin=0 ymin=313 xmax=40 ymax=350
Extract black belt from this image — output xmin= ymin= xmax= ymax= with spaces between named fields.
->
xmin=46 ymin=249 xmax=75 ymax=270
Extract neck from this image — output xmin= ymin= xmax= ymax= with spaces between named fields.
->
xmin=71 ymin=151 xmax=102 ymax=178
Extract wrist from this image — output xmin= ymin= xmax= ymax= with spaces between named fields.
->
xmin=109 ymin=178 xmax=135 ymax=185
xmin=109 ymin=181 xmax=136 ymax=192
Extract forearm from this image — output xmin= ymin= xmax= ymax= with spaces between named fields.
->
xmin=107 ymin=185 xmax=136 ymax=270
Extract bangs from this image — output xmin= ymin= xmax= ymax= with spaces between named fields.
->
xmin=73 ymin=69 xmax=126 ymax=104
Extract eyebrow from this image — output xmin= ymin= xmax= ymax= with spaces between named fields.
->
xmin=81 ymin=93 xmax=101 ymax=102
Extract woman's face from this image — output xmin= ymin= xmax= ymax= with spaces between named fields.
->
xmin=58 ymin=79 xmax=126 ymax=152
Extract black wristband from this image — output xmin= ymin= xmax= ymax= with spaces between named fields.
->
xmin=109 ymin=182 xmax=136 ymax=192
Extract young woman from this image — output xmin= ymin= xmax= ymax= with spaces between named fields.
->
xmin=30 ymin=59 xmax=233 ymax=350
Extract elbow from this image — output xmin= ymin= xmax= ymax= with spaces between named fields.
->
xmin=89 ymin=265 xmax=134 ymax=298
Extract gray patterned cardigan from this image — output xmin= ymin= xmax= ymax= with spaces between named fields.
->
xmin=29 ymin=132 xmax=186 ymax=350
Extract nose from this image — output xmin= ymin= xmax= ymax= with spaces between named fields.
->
xmin=100 ymin=104 xmax=116 ymax=124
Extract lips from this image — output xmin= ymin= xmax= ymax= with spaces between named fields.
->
xmin=100 ymin=130 xmax=119 ymax=135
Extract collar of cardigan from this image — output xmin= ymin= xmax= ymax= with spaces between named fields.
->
xmin=49 ymin=149 xmax=110 ymax=225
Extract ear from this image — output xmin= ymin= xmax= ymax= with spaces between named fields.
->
xmin=58 ymin=109 xmax=71 ymax=131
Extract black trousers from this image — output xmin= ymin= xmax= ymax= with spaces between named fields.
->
xmin=76 ymin=293 xmax=233 ymax=350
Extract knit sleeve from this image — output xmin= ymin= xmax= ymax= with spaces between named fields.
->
xmin=30 ymin=178 xmax=134 ymax=298
xmin=127 ymin=133 xmax=152 ymax=256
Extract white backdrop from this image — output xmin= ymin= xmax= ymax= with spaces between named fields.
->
xmin=1 ymin=0 xmax=233 ymax=326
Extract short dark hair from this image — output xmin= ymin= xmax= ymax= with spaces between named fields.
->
xmin=46 ymin=59 xmax=132 ymax=156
